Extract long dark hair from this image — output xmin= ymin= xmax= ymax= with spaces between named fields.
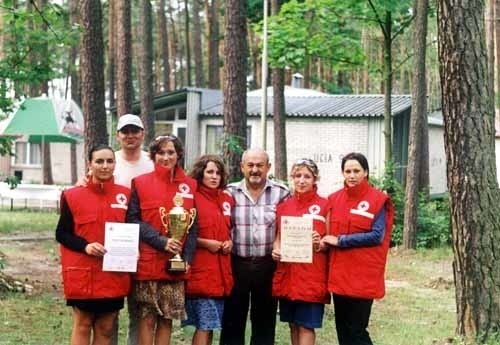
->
xmin=189 ymin=154 xmax=229 ymax=188
xmin=341 ymin=152 xmax=369 ymax=178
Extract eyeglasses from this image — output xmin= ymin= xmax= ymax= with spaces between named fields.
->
xmin=155 ymin=134 xmax=176 ymax=142
xmin=294 ymin=158 xmax=317 ymax=168
xmin=293 ymin=158 xmax=319 ymax=176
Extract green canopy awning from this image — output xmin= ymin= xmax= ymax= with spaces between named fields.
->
xmin=3 ymin=97 xmax=83 ymax=143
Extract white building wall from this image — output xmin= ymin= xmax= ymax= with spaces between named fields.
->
xmin=201 ymin=117 xmax=374 ymax=197
xmin=185 ymin=92 xmax=202 ymax=169
xmin=367 ymin=117 xmax=385 ymax=178
xmin=198 ymin=116 xmax=449 ymax=196
xmin=8 ymin=142 xmax=85 ymax=185
xmin=428 ymin=125 xmax=447 ymax=195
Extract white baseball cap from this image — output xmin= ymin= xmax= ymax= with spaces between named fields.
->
xmin=117 ymin=114 xmax=144 ymax=131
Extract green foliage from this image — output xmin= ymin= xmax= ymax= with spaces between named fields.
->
xmin=310 ymin=75 xmax=353 ymax=94
xmin=371 ymin=163 xmax=451 ymax=248
xmin=4 ymin=175 xmax=19 ymax=189
xmin=415 ymin=195 xmax=451 ymax=248
xmin=0 ymin=136 xmax=15 ymax=157
xmin=222 ymin=133 xmax=245 ymax=158
xmin=0 ymin=1 xmax=79 ymax=155
xmin=264 ymin=0 xmax=365 ymax=71
xmin=0 ymin=1 xmax=79 ymax=138
xmin=247 ymin=0 xmax=290 ymax=22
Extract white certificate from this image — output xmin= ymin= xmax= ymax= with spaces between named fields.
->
xmin=103 ymin=222 xmax=140 ymax=272
xmin=280 ymin=216 xmax=313 ymax=263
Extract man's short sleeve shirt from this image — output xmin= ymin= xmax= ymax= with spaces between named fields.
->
xmin=227 ymin=179 xmax=289 ymax=257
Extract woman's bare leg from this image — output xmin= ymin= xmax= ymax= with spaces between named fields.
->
xmin=92 ymin=311 xmax=118 ymax=345
xmin=71 ymin=307 xmax=93 ymax=345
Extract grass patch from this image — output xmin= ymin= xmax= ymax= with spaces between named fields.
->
xmin=0 ymin=293 xmax=72 ymax=345
xmin=0 ymin=209 xmax=58 ymax=235
xmin=0 ymin=247 xmax=459 ymax=345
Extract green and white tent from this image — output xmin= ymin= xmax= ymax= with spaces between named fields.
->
xmin=1 ymin=96 xmax=84 ymax=143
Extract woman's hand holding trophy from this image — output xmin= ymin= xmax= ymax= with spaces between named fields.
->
xmin=159 ymin=194 xmax=196 ymax=272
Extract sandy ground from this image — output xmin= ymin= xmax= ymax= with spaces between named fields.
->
xmin=0 ymin=233 xmax=61 ymax=295
xmin=0 ymin=233 xmax=454 ymax=297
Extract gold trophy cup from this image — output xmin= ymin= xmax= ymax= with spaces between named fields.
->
xmin=159 ymin=194 xmax=196 ymax=272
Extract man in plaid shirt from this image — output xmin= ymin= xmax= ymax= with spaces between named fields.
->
xmin=220 ymin=148 xmax=290 ymax=345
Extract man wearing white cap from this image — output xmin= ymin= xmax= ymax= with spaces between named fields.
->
xmin=114 ymin=114 xmax=154 ymax=345
xmin=114 ymin=114 xmax=154 ymax=189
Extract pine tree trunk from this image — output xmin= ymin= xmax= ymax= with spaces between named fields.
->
xmin=157 ymin=0 xmax=170 ymax=92
xmin=139 ymin=0 xmax=155 ymax=146
xmin=488 ymin=0 xmax=495 ymax=96
xmin=42 ymin=142 xmax=53 ymax=184
xmin=223 ymin=0 xmax=247 ymax=180
xmin=496 ymin=0 xmax=500 ymax=113
xmin=69 ymin=0 xmax=80 ymax=183
xmin=0 ymin=6 xmax=4 ymax=60
xmin=79 ymin=0 xmax=108 ymax=158
xmin=271 ymin=0 xmax=287 ymax=181
xmin=167 ymin=2 xmax=178 ymax=90
xmin=26 ymin=1 xmax=39 ymax=97
xmin=382 ymin=11 xmax=393 ymax=171
xmin=206 ymin=0 xmax=220 ymax=89
xmin=303 ymin=56 xmax=310 ymax=89
xmin=26 ymin=0 xmax=53 ymax=184
xmin=115 ymin=0 xmax=133 ymax=116
xmin=438 ymin=0 xmax=500 ymax=339
xmin=107 ymin=0 xmax=116 ymax=108
xmin=192 ymin=0 xmax=204 ymax=87
xmin=362 ymin=29 xmax=369 ymax=93
xmin=247 ymin=25 xmax=262 ymax=90
xmin=184 ymin=0 xmax=191 ymax=86
xmin=403 ymin=0 xmax=428 ymax=250
xmin=70 ymin=0 xmax=81 ymax=106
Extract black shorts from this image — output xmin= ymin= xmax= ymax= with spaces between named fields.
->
xmin=67 ymin=297 xmax=125 ymax=314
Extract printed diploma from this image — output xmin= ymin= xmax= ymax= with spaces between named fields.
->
xmin=103 ymin=222 xmax=139 ymax=272
xmin=280 ymin=216 xmax=313 ymax=263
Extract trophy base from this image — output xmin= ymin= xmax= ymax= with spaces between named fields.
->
xmin=167 ymin=259 xmax=187 ymax=273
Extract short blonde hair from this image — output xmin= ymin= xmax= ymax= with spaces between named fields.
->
xmin=290 ymin=158 xmax=320 ymax=182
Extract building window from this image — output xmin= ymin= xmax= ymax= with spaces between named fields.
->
xmin=178 ymin=106 xmax=187 ymax=120
xmin=206 ymin=125 xmax=252 ymax=155
xmin=14 ymin=142 xmax=41 ymax=165
xmin=156 ymin=108 xmax=176 ymax=121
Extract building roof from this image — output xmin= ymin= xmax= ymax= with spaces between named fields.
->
xmin=198 ymin=88 xmax=412 ymax=118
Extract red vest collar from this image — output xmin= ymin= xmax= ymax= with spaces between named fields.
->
xmin=88 ymin=177 xmax=115 ymax=193
xmin=154 ymin=163 xmax=187 ymax=182
xmin=294 ymin=185 xmax=317 ymax=204
xmin=344 ymin=178 xmax=370 ymax=199
xmin=198 ymin=184 xmax=221 ymax=200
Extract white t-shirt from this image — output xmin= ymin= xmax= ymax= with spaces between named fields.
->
xmin=114 ymin=150 xmax=154 ymax=188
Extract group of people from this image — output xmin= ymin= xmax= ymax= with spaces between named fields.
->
xmin=55 ymin=114 xmax=394 ymax=345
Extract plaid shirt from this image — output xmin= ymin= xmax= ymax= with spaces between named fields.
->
xmin=227 ymin=179 xmax=290 ymax=257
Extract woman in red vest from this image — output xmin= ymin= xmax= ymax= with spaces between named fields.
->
xmin=126 ymin=134 xmax=198 ymax=345
xmin=320 ymin=152 xmax=394 ymax=345
xmin=271 ymin=158 xmax=329 ymax=345
xmin=56 ymin=145 xmax=131 ymax=345
xmin=183 ymin=154 xmax=234 ymax=345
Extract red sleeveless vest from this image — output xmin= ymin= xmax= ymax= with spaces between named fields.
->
xmin=185 ymin=186 xmax=234 ymax=297
xmin=272 ymin=188 xmax=330 ymax=304
xmin=132 ymin=164 xmax=197 ymax=281
xmin=327 ymin=179 xmax=394 ymax=299
xmin=60 ymin=179 xmax=131 ymax=299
